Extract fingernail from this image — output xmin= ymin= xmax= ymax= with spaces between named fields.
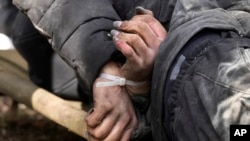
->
xmin=87 ymin=108 xmax=94 ymax=115
xmin=136 ymin=6 xmax=146 ymax=11
xmin=110 ymin=29 xmax=120 ymax=36
xmin=112 ymin=35 xmax=119 ymax=41
xmin=135 ymin=6 xmax=147 ymax=14
xmin=113 ymin=21 xmax=122 ymax=28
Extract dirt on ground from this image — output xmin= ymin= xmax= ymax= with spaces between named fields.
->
xmin=0 ymin=96 xmax=87 ymax=141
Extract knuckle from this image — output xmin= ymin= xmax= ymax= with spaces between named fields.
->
xmin=92 ymin=130 xmax=108 ymax=140
xmin=137 ymin=21 xmax=149 ymax=32
xmin=121 ymin=20 xmax=149 ymax=34
xmin=145 ymin=15 xmax=157 ymax=22
xmin=85 ymin=116 xmax=96 ymax=127
xmin=158 ymin=34 xmax=167 ymax=41
xmin=119 ymin=32 xmax=141 ymax=47
xmin=90 ymin=133 xmax=103 ymax=140
xmin=86 ymin=119 xmax=98 ymax=128
xmin=130 ymin=34 xmax=141 ymax=44
xmin=122 ymin=114 xmax=132 ymax=123
xmin=120 ymin=20 xmax=129 ymax=29
xmin=138 ymin=58 xmax=145 ymax=67
xmin=102 ymin=101 xmax=113 ymax=111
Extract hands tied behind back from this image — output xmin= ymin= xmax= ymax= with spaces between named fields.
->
xmin=85 ymin=8 xmax=167 ymax=141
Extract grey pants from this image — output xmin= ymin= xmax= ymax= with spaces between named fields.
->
xmin=11 ymin=12 xmax=85 ymax=101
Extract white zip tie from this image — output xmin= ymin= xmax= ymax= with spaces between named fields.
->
xmin=96 ymin=73 xmax=148 ymax=87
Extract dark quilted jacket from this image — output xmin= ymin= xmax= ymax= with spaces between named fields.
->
xmin=12 ymin=0 xmax=250 ymax=140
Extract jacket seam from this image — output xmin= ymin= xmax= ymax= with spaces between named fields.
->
xmin=37 ymin=0 xmax=56 ymax=24
xmin=195 ymin=72 xmax=250 ymax=95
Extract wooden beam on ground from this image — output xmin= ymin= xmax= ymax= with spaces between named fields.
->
xmin=0 ymin=50 xmax=88 ymax=139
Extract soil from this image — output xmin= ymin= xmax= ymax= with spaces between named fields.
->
xmin=0 ymin=96 xmax=87 ymax=141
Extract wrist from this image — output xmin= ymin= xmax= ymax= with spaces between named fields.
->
xmin=126 ymin=82 xmax=151 ymax=96
xmin=100 ymin=61 xmax=123 ymax=77
xmin=96 ymin=73 xmax=149 ymax=88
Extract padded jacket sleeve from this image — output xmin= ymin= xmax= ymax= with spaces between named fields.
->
xmin=13 ymin=0 xmax=121 ymax=96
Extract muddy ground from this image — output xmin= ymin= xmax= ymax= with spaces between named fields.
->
xmin=0 ymin=96 xmax=86 ymax=141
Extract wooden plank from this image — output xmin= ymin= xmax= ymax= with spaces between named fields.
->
xmin=0 ymin=50 xmax=28 ymax=79
xmin=0 ymin=50 xmax=88 ymax=139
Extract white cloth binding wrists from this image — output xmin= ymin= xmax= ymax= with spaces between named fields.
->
xmin=96 ymin=73 xmax=148 ymax=87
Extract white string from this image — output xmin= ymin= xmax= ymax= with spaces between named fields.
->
xmin=96 ymin=73 xmax=148 ymax=87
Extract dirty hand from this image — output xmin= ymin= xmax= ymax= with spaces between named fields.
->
xmin=111 ymin=7 xmax=167 ymax=82
xmin=85 ymin=61 xmax=138 ymax=141
xmin=111 ymin=7 xmax=167 ymax=95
